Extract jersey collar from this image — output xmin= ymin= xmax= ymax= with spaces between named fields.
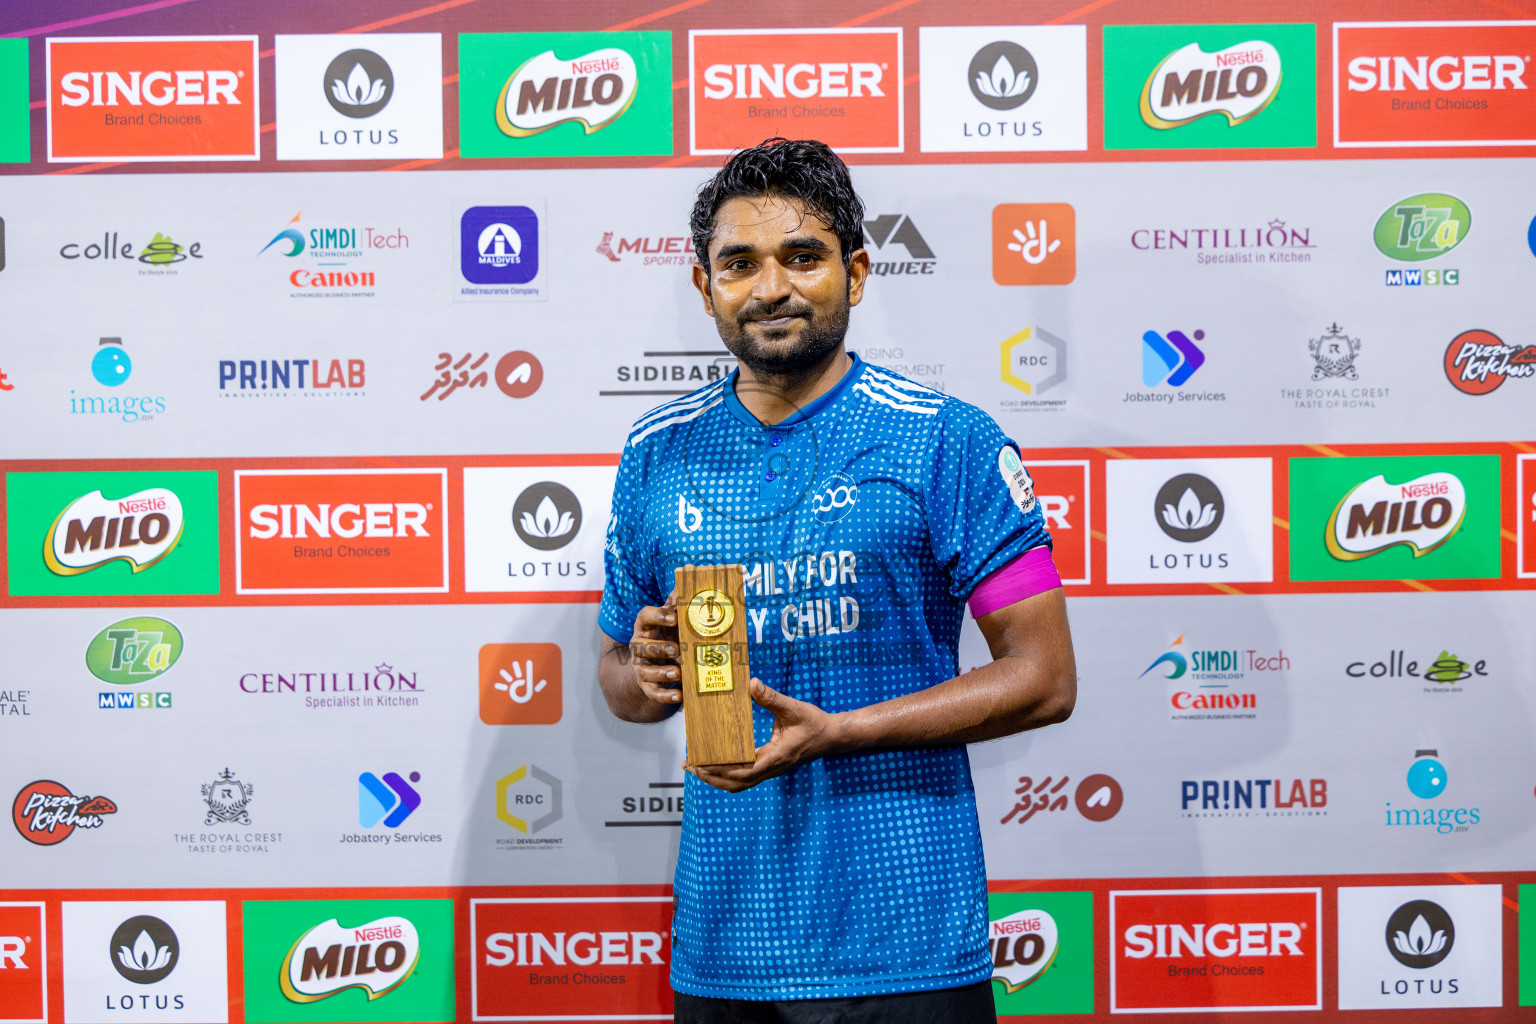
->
xmin=723 ymin=351 xmax=864 ymax=431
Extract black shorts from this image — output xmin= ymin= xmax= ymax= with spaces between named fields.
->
xmin=673 ymin=980 xmax=997 ymax=1024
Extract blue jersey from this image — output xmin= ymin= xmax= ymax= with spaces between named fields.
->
xmin=599 ymin=355 xmax=1052 ymax=1000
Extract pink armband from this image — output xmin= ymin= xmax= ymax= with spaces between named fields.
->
xmin=967 ymin=547 xmax=1061 ymax=618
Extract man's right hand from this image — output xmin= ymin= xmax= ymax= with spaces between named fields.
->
xmin=628 ymin=591 xmax=682 ymax=706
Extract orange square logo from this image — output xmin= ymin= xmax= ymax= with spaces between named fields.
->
xmin=1028 ymin=461 xmax=1091 ymax=585
xmin=47 ymin=36 xmax=260 ymax=162
xmin=479 ymin=644 xmax=562 ymax=725
xmin=234 ymin=469 xmax=448 ymax=594
xmin=993 ymin=203 xmax=1076 ymax=285
xmin=0 ymin=903 xmax=46 ymax=1022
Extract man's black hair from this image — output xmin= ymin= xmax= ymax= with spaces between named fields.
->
xmin=689 ymin=138 xmax=865 ymax=271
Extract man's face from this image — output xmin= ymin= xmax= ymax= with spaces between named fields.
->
xmin=692 ymin=194 xmax=869 ymax=376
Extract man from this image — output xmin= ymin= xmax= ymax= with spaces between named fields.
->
xmin=597 ymin=138 xmax=1076 ymax=1023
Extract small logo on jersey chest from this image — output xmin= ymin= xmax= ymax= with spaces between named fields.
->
xmin=677 ymin=494 xmax=704 ymax=533
xmin=999 ymin=447 xmax=1036 ymax=514
xmin=811 ymin=473 xmax=859 ymax=523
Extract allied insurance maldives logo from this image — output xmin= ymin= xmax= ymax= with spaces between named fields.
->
xmin=234 ymin=469 xmax=448 ymax=595
xmin=46 ymin=36 xmax=260 ymax=162
xmin=690 ymin=28 xmax=903 ymax=154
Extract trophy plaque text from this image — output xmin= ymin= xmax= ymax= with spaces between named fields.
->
xmin=673 ymin=564 xmax=755 ymax=766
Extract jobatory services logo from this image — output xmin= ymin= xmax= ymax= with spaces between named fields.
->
xmin=241 ymin=899 xmax=454 ymax=1022
xmin=1103 ymin=24 xmax=1316 ymax=149
xmin=357 ymin=770 xmax=427 ymax=830
xmin=1001 ymin=772 xmax=1123 ymax=826
xmin=1110 ymin=888 xmax=1322 ymax=1012
xmin=986 ymin=892 xmax=1094 ymax=1015
xmin=1106 ymin=458 xmax=1274 ymax=584
xmin=1335 ymin=21 xmax=1536 ymax=147
xmin=1337 ymin=885 xmax=1503 ymax=1009
xmin=233 ymin=468 xmax=449 ymax=595
xmin=992 ymin=203 xmax=1075 ymax=285
xmin=1376 ymin=192 xmax=1468 ymax=286
xmin=689 ymin=28 xmax=903 ymax=154
xmin=459 ymin=31 xmax=671 ymax=157
xmin=6 ymin=471 xmax=220 ymax=597
xmin=462 ymin=466 xmax=615 ymax=592
xmin=275 ymin=34 xmax=444 ymax=160
xmin=862 ymin=213 xmax=936 ymax=277
xmin=1134 ymin=328 xmax=1223 ymax=403
xmin=220 ymin=358 xmax=367 ymax=399
xmin=471 ymin=897 xmax=673 ymax=1021
xmin=0 ymin=40 xmax=29 ymax=163
xmin=70 ymin=336 xmax=167 ymax=423
xmin=479 ymin=643 xmax=562 ymax=725
xmin=457 ymin=203 xmax=544 ymax=300
xmin=11 ymin=780 xmax=117 ymax=846
xmin=918 ymin=26 xmax=1088 ymax=152
xmin=1287 ymin=454 xmax=1500 ymax=581
xmin=1444 ymin=329 xmax=1535 ymax=394
xmin=0 ymin=903 xmax=47 ymax=1024
xmin=1385 ymin=749 xmax=1482 ymax=836
xmin=46 ymin=36 xmax=259 ymax=162
xmin=62 ymin=900 xmax=230 ymax=1022
xmin=495 ymin=765 xmax=563 ymax=845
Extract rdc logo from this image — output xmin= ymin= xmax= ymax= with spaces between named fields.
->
xmin=811 ymin=473 xmax=858 ymax=523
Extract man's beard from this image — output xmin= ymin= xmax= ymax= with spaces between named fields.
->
xmin=713 ymin=292 xmax=850 ymax=378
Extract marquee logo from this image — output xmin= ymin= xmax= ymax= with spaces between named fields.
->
xmin=1375 ymin=193 xmax=1471 ymax=261
xmin=496 ymin=47 xmax=637 ymax=136
xmin=862 ymin=213 xmax=936 ymax=276
xmin=1444 ymin=329 xmax=1535 ymax=395
xmin=44 ymin=487 xmax=183 ymax=576
xmin=690 ymin=28 xmax=903 ymax=154
xmin=280 ymin=916 xmax=420 ymax=1002
xmin=235 ymin=468 xmax=448 ymax=594
xmin=47 ymin=36 xmax=259 ymax=162
xmin=11 ymin=780 xmax=117 ymax=846
xmin=86 ymin=616 xmax=183 ymax=685
xmin=1325 ymin=472 xmax=1466 ymax=560
xmin=1140 ymin=40 xmax=1282 ymax=128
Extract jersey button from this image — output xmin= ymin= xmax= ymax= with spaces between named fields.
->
xmin=770 ymin=434 xmax=783 ymax=446
xmin=764 ymin=471 xmax=776 ymax=481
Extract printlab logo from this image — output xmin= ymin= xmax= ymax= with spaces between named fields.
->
xmin=512 ymin=482 xmax=581 ymax=550
xmin=325 ymin=49 xmax=392 ymax=117
xmin=1386 ymin=749 xmax=1481 ymax=835
xmin=111 ymin=915 xmax=179 ymax=984
xmin=495 ymin=765 xmax=562 ymax=838
xmin=1142 ymin=329 xmax=1206 ymax=388
xmin=811 ymin=473 xmax=859 ymax=524
xmin=1444 ymin=329 xmax=1535 ymax=395
xmin=359 ymin=771 xmax=421 ymax=828
xmin=1377 ymin=193 xmax=1468 ymax=286
xmin=479 ymin=643 xmax=562 ymax=725
xmin=1181 ymin=777 xmax=1327 ymax=818
xmin=1001 ymin=772 xmax=1122 ymax=825
xmin=202 ymin=768 xmax=253 ymax=825
xmin=1154 ymin=473 xmax=1223 ymax=542
xmin=421 ymin=350 xmax=542 ymax=400
xmin=1387 ymin=901 xmax=1454 ymax=969
xmin=999 ymin=325 xmax=1067 ymax=402
xmin=992 ymin=203 xmax=1075 ymax=285
xmin=862 ymin=213 xmax=935 ymax=276
xmin=11 ymin=780 xmax=117 ymax=846
xmin=218 ymin=357 xmax=367 ymax=399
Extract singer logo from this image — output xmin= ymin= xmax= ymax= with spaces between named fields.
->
xmin=0 ymin=903 xmax=46 ymax=1023
xmin=478 ymin=644 xmax=562 ymax=725
xmin=993 ymin=203 xmax=1075 ymax=285
xmin=471 ymin=897 xmax=673 ymax=1021
xmin=47 ymin=36 xmax=259 ymax=161
xmin=234 ymin=469 xmax=448 ymax=594
xmin=1027 ymin=462 xmax=1090 ymax=585
xmin=689 ymin=28 xmax=903 ymax=154
xmin=280 ymin=916 xmax=420 ymax=1002
xmin=1111 ymin=888 xmax=1322 ymax=1012
xmin=1335 ymin=22 xmax=1536 ymax=146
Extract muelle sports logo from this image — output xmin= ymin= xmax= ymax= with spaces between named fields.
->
xmin=496 ymin=47 xmax=638 ymax=136
xmin=280 ymin=916 xmax=420 ymax=1003
xmin=11 ymin=780 xmax=117 ymax=846
xmin=44 ymin=487 xmax=183 ymax=576
xmin=1325 ymin=472 xmax=1466 ymax=560
xmin=1140 ymin=40 xmax=1282 ymax=128
xmin=1444 ymin=329 xmax=1535 ymax=395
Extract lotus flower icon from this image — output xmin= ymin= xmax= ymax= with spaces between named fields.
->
xmin=118 ymin=930 xmax=173 ymax=973
xmin=520 ymin=495 xmax=574 ymax=540
xmin=1162 ymin=487 xmax=1218 ymax=532
xmin=333 ymin=63 xmax=387 ymax=108
xmin=966 ymin=41 xmax=1040 ymax=110
xmin=1392 ymin=914 xmax=1447 ymax=958
xmin=976 ymin=54 xmax=1031 ymax=100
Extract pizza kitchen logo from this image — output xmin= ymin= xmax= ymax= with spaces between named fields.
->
xmin=280 ymin=915 xmax=420 ymax=1003
xmin=1444 ymin=329 xmax=1535 ymax=395
xmin=12 ymin=780 xmax=118 ymax=846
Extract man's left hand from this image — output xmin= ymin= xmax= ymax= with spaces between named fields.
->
xmin=686 ymin=679 xmax=843 ymax=792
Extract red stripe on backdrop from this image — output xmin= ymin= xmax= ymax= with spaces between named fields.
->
xmin=2 ymin=0 xmax=205 ymax=38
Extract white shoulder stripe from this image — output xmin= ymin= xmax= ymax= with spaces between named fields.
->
xmin=632 ymin=379 xmax=728 ymax=431
xmin=864 ymin=366 xmax=943 ymax=399
xmin=853 ymin=381 xmax=939 ymax=415
xmin=630 ymin=394 xmax=724 ymax=444
xmin=860 ymin=373 xmax=944 ymax=407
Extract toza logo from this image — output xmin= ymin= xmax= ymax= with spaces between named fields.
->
xmin=496 ymin=47 xmax=638 ymax=137
xmin=1375 ymin=193 xmax=1471 ymax=261
xmin=44 ymin=487 xmax=184 ymax=576
xmin=1325 ymin=472 xmax=1466 ymax=561
xmin=280 ymin=916 xmax=420 ymax=1003
xmin=86 ymin=616 xmax=183 ymax=685
xmin=1140 ymin=40 xmax=1282 ymax=129
xmin=324 ymin=48 xmax=392 ymax=118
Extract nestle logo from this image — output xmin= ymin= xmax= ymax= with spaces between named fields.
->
xmin=1400 ymin=481 xmax=1448 ymax=499
xmin=354 ymin=924 xmax=403 ymax=942
xmin=1215 ymin=50 xmax=1264 ymax=67
xmin=570 ymin=57 xmax=620 ymax=74
xmin=118 ymin=496 xmax=167 ymax=514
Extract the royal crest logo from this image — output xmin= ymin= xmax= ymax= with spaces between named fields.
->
xmin=44 ymin=488 xmax=184 ymax=576
xmin=11 ymin=780 xmax=117 ymax=846
xmin=202 ymin=768 xmax=253 ymax=825
xmin=496 ymin=47 xmax=638 ymax=136
xmin=279 ymin=915 xmax=420 ymax=1002
xmin=1140 ymin=40 xmax=1282 ymax=128
xmin=1326 ymin=472 xmax=1467 ymax=561
xmin=1310 ymin=322 xmax=1360 ymax=380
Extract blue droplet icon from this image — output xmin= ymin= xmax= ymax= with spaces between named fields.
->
xmin=91 ymin=344 xmax=131 ymax=387
xmin=1406 ymin=757 xmax=1447 ymax=800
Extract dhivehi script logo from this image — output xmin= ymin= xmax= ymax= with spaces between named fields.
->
xmin=1325 ymin=472 xmax=1466 ymax=561
xmin=280 ymin=915 xmax=420 ymax=1003
xmin=1140 ymin=40 xmax=1281 ymax=128
xmin=496 ymin=48 xmax=638 ymax=137
xmin=990 ymin=907 xmax=1060 ymax=993
xmin=44 ymin=487 xmax=185 ymax=576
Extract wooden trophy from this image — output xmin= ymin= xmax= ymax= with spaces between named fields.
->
xmin=673 ymin=564 xmax=756 ymax=766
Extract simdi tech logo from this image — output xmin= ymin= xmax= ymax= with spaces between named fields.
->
xmin=1335 ymin=21 xmax=1536 ymax=147
xmin=46 ymin=36 xmax=259 ymax=162
xmin=0 ymin=903 xmax=47 ymax=1024
xmin=1102 ymin=24 xmax=1317 ymax=149
xmin=459 ymin=31 xmax=672 ymax=157
xmin=918 ymin=26 xmax=1088 ymax=153
xmin=986 ymin=891 xmax=1094 ymax=1015
xmin=275 ymin=34 xmax=444 ymax=160
xmin=689 ymin=28 xmax=903 ymax=154
xmin=1287 ymin=454 xmax=1500 ymax=581
xmin=241 ymin=899 xmax=454 ymax=1023
xmin=6 ymin=470 xmax=219 ymax=597
xmin=234 ymin=469 xmax=449 ymax=595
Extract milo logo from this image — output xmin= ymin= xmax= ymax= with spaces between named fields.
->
xmin=280 ymin=915 xmax=421 ymax=1003
xmin=44 ymin=487 xmax=185 ymax=576
xmin=991 ymin=907 xmax=1060 ymax=993
xmin=497 ymin=47 xmax=638 ymax=137
xmin=1140 ymin=40 xmax=1282 ymax=128
xmin=1325 ymin=472 xmax=1466 ymax=561
xmin=85 ymin=617 xmax=184 ymax=685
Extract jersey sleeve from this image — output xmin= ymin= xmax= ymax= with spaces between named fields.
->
xmin=598 ymin=441 xmax=661 ymax=644
xmin=923 ymin=402 xmax=1053 ymax=601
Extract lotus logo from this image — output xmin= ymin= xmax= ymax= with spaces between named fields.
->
xmin=1140 ymin=40 xmax=1282 ymax=129
xmin=512 ymin=482 xmax=582 ymax=551
xmin=1325 ymin=472 xmax=1466 ymax=561
xmin=1385 ymin=899 xmax=1455 ymax=969
xmin=110 ymin=915 xmax=179 ymax=984
xmin=323 ymin=49 xmax=393 ymax=118
xmin=496 ymin=47 xmax=639 ymax=137
xmin=44 ymin=487 xmax=185 ymax=576
xmin=1153 ymin=474 xmax=1224 ymax=542
xmin=968 ymin=41 xmax=1039 ymax=110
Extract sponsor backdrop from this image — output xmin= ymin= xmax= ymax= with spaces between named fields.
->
xmin=1 ymin=0 xmax=1533 ymax=1020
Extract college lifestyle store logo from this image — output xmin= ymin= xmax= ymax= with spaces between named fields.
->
xmin=479 ymin=643 xmax=562 ymax=725
xmin=991 ymin=203 xmax=1075 ymax=284
xmin=421 ymin=350 xmax=542 ymax=400
xmin=1445 ymin=329 xmax=1536 ymax=394
xmin=1102 ymin=23 xmax=1317 ymax=149
xmin=1335 ymin=21 xmax=1536 ymax=147
xmin=918 ymin=26 xmax=1088 ymax=153
xmin=59 ymin=229 xmax=205 ymax=271
xmin=1110 ymin=888 xmax=1322 ymax=1013
xmin=1376 ymin=192 xmax=1469 ymax=286
xmin=46 ymin=36 xmax=259 ymax=161
xmin=1337 ymin=885 xmax=1504 ymax=1010
xmin=1387 ymin=749 xmax=1481 ymax=836
xmin=1347 ymin=648 xmax=1488 ymax=691
xmin=689 ymin=28 xmax=903 ymax=154
xmin=275 ymin=34 xmax=443 ymax=160
xmin=1000 ymin=773 xmax=1123 ymax=825
xmin=471 ymin=897 xmax=674 ymax=1020
xmin=986 ymin=892 xmax=1094 ymax=1015
xmin=11 ymin=780 xmax=117 ymax=845
xmin=0 ymin=903 xmax=47 ymax=1023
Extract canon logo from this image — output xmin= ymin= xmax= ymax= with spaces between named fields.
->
xmin=484 ymin=930 xmax=667 ymax=967
xmin=1347 ymin=55 xmax=1527 ymax=92
xmin=1123 ymin=922 xmax=1304 ymax=959
xmin=59 ymin=70 xmax=243 ymax=107
xmin=701 ymin=62 xmax=884 ymax=100
xmin=248 ymin=503 xmax=429 ymax=539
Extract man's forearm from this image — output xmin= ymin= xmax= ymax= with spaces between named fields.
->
xmin=598 ymin=642 xmax=680 ymax=723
